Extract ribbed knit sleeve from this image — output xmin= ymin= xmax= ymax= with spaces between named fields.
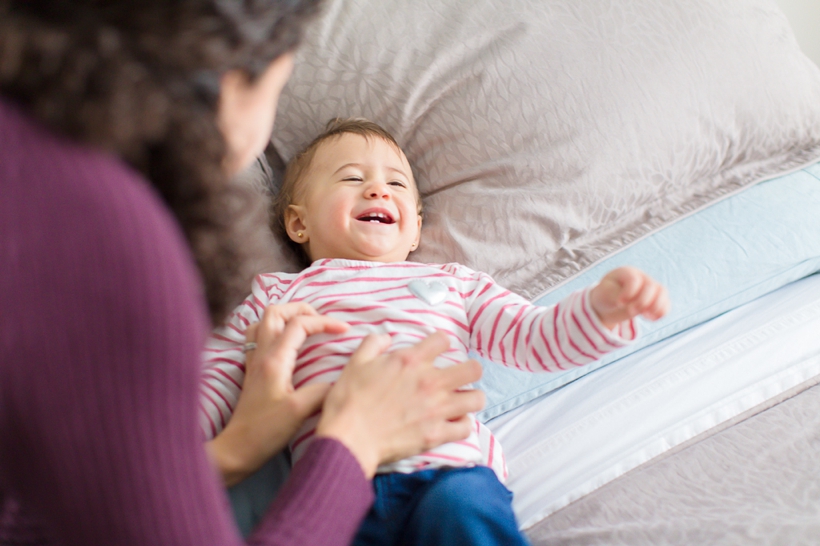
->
xmin=0 ymin=99 xmax=373 ymax=545
xmin=249 ymin=439 xmax=374 ymax=546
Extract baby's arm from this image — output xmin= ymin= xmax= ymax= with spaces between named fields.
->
xmin=463 ymin=266 xmax=667 ymax=372
xmin=589 ymin=266 xmax=670 ymax=331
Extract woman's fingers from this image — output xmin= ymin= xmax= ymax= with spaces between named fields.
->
xmin=244 ymin=322 xmax=259 ymax=358
xmin=346 ymin=332 xmax=393 ymax=368
xmin=436 ymin=359 xmax=483 ymax=391
xmin=245 ymin=322 xmax=259 ymax=339
xmin=270 ymin=315 xmax=349 ymax=355
xmin=252 ymin=315 xmax=349 ymax=387
xmin=437 ymin=383 xmax=486 ymax=422
xmin=398 ymin=330 xmax=452 ymax=365
xmin=425 ymin=415 xmax=475 ymax=450
xmin=345 ymin=329 xmax=451 ymax=371
xmin=269 ymin=301 xmax=318 ymax=325
xmin=253 ymin=302 xmax=319 ymax=345
xmin=244 ymin=303 xmax=348 ymax=375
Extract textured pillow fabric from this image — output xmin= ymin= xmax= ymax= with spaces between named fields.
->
xmin=270 ymin=0 xmax=820 ymax=302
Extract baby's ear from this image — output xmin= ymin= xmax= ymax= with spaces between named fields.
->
xmin=411 ymin=213 xmax=422 ymax=249
xmin=284 ymin=204 xmax=309 ymax=243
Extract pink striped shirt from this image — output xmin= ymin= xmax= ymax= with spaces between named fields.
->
xmin=200 ymin=259 xmax=636 ymax=480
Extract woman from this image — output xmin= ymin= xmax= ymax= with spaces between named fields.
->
xmin=0 ymin=1 xmax=484 ymax=544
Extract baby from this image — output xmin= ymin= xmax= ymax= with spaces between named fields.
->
xmin=201 ymin=118 xmax=669 ymax=545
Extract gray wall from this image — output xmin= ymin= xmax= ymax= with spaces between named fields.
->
xmin=775 ymin=0 xmax=820 ymax=67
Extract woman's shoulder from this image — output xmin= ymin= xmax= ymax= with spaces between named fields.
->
xmin=1 ymin=98 xmax=204 ymax=321
xmin=6 ymin=102 xmax=178 ymax=237
xmin=3 ymin=100 xmax=190 ymax=264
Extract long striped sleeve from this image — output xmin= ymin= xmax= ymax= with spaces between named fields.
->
xmin=464 ymin=269 xmax=636 ymax=373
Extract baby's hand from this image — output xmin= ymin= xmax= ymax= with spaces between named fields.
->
xmin=589 ymin=267 xmax=670 ymax=331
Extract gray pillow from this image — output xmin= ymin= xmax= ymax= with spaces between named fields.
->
xmin=269 ymin=0 xmax=820 ymax=302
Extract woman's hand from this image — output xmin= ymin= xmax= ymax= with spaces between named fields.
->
xmin=589 ymin=266 xmax=670 ymax=330
xmin=207 ymin=303 xmax=348 ymax=486
xmin=315 ymin=331 xmax=485 ymax=479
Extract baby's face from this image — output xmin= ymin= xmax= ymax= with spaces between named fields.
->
xmin=287 ymin=133 xmax=422 ymax=263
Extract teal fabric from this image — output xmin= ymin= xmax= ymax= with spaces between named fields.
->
xmin=477 ymin=162 xmax=820 ymax=421
xmin=228 ymin=453 xmax=290 ymax=538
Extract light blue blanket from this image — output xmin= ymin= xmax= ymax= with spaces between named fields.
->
xmin=477 ymin=162 xmax=820 ymax=420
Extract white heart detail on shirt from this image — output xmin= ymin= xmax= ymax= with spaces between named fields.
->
xmin=408 ymin=279 xmax=448 ymax=306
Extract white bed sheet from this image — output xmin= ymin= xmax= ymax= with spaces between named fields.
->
xmin=488 ymin=272 xmax=820 ymax=530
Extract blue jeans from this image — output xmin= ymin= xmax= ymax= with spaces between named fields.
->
xmin=352 ymin=466 xmax=530 ymax=546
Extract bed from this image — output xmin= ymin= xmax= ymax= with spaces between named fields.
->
xmin=229 ymin=0 xmax=820 ymax=542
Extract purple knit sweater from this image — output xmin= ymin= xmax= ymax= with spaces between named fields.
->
xmin=0 ymin=98 xmax=374 ymax=545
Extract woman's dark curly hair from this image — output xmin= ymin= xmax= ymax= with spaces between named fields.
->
xmin=0 ymin=0 xmax=322 ymax=325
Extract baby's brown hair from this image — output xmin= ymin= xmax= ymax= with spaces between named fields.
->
xmin=272 ymin=118 xmax=422 ymax=263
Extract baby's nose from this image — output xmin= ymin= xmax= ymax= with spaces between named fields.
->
xmin=366 ymin=181 xmax=390 ymax=198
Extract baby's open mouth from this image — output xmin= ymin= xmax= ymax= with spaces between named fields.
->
xmin=356 ymin=211 xmax=395 ymax=224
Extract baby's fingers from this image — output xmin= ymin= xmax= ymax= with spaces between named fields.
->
xmin=626 ymin=278 xmax=656 ymax=313
xmin=607 ymin=267 xmax=644 ymax=303
xmin=641 ymin=284 xmax=671 ymax=321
